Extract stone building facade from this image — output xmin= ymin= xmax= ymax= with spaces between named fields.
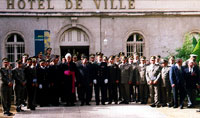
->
xmin=1 ymin=0 xmax=200 ymax=63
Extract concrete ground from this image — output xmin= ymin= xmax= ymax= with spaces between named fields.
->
xmin=9 ymin=102 xmax=199 ymax=118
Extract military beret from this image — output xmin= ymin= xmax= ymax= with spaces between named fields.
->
xmin=16 ymin=59 xmax=22 ymax=64
xmin=156 ymin=55 xmax=161 ymax=59
xmin=119 ymin=52 xmax=125 ymax=56
xmin=160 ymin=59 xmax=168 ymax=64
xmin=150 ymin=56 xmax=156 ymax=60
xmin=82 ymin=56 xmax=88 ymax=59
xmin=31 ymin=57 xmax=37 ymax=62
xmin=46 ymin=47 xmax=52 ymax=51
xmin=109 ymin=55 xmax=115 ymax=60
xmin=39 ymin=59 xmax=46 ymax=63
xmin=2 ymin=58 xmax=9 ymax=62
xmin=55 ymin=55 xmax=60 ymax=58
xmin=133 ymin=52 xmax=139 ymax=56
xmin=128 ymin=56 xmax=133 ymax=60
xmin=140 ymin=56 xmax=146 ymax=60
xmin=96 ymin=52 xmax=103 ymax=57
xmin=26 ymin=58 xmax=32 ymax=62
xmin=38 ymin=52 xmax=43 ymax=55
xmin=121 ymin=56 xmax=127 ymax=60
xmin=115 ymin=55 xmax=119 ymax=59
xmin=103 ymin=56 xmax=107 ymax=60
xmin=23 ymin=53 xmax=29 ymax=57
xmin=169 ymin=56 xmax=175 ymax=60
xmin=90 ymin=54 xmax=95 ymax=58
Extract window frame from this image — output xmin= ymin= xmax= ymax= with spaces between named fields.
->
xmin=126 ymin=33 xmax=145 ymax=57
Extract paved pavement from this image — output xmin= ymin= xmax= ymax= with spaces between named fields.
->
xmin=14 ymin=103 xmax=166 ymax=118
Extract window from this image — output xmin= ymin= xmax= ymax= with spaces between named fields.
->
xmin=126 ymin=33 xmax=144 ymax=56
xmin=5 ymin=33 xmax=25 ymax=64
xmin=60 ymin=28 xmax=89 ymax=46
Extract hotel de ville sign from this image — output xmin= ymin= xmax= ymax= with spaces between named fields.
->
xmin=1 ymin=0 xmax=135 ymax=10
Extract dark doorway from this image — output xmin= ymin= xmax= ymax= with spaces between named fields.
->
xmin=60 ymin=46 xmax=89 ymax=60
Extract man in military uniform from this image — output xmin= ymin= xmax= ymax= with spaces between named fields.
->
xmin=93 ymin=53 xmax=108 ymax=105
xmin=160 ymin=59 xmax=172 ymax=107
xmin=88 ymin=54 xmax=97 ymax=102
xmin=37 ymin=59 xmax=49 ymax=107
xmin=155 ymin=55 xmax=161 ymax=65
xmin=107 ymin=56 xmax=120 ymax=104
xmin=138 ymin=56 xmax=148 ymax=104
xmin=12 ymin=60 xmax=26 ymax=112
xmin=24 ymin=58 xmax=37 ymax=110
xmin=48 ymin=57 xmax=61 ymax=106
xmin=77 ymin=56 xmax=93 ymax=106
xmin=146 ymin=56 xmax=161 ymax=107
xmin=0 ymin=58 xmax=14 ymax=116
xmin=119 ymin=56 xmax=133 ymax=104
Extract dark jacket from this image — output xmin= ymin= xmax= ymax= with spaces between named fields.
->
xmin=184 ymin=66 xmax=200 ymax=89
xmin=169 ymin=65 xmax=185 ymax=86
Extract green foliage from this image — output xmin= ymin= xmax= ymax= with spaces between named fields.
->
xmin=175 ymin=33 xmax=197 ymax=61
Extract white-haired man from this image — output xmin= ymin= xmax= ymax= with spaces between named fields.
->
xmin=61 ymin=53 xmax=79 ymax=106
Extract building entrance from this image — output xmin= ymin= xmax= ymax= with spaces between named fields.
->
xmin=60 ymin=46 xmax=89 ymax=59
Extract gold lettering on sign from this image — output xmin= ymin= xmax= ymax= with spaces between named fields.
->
xmin=129 ymin=0 xmax=135 ymax=9
xmin=47 ymin=0 xmax=54 ymax=9
xmin=93 ymin=0 xmax=101 ymax=9
xmin=28 ymin=0 xmax=35 ymax=9
xmin=104 ymin=0 xmax=107 ymax=9
xmin=65 ymin=0 xmax=73 ymax=9
xmin=111 ymin=0 xmax=117 ymax=9
xmin=76 ymin=0 xmax=82 ymax=9
xmin=18 ymin=0 xmax=26 ymax=9
xmin=7 ymin=0 xmax=15 ymax=9
xmin=38 ymin=0 xmax=45 ymax=9
xmin=120 ymin=0 xmax=126 ymax=9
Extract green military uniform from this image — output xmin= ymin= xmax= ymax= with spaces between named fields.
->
xmin=146 ymin=56 xmax=161 ymax=107
xmin=160 ymin=64 xmax=172 ymax=107
xmin=138 ymin=63 xmax=148 ymax=104
xmin=119 ymin=60 xmax=133 ymax=104
xmin=0 ymin=58 xmax=14 ymax=116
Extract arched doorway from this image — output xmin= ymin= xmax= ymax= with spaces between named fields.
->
xmin=59 ymin=28 xmax=90 ymax=59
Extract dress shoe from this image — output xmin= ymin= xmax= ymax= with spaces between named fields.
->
xmin=108 ymin=102 xmax=112 ymax=104
xmin=102 ymin=102 xmax=106 ymax=105
xmin=30 ymin=107 xmax=36 ymax=110
xmin=86 ymin=103 xmax=91 ymax=105
xmin=187 ymin=105 xmax=194 ymax=108
xmin=4 ymin=111 xmax=14 ymax=116
xmin=124 ymin=101 xmax=129 ymax=104
xmin=196 ymin=109 xmax=200 ymax=112
xmin=115 ymin=101 xmax=118 ymax=104
xmin=180 ymin=105 xmax=184 ymax=109
xmin=81 ymin=103 xmax=84 ymax=106
xmin=150 ymin=104 xmax=156 ymax=107
xmin=119 ymin=101 xmax=125 ymax=104
xmin=162 ymin=104 xmax=167 ymax=107
xmin=173 ymin=105 xmax=178 ymax=108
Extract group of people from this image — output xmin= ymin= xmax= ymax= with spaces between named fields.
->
xmin=1 ymin=47 xmax=200 ymax=116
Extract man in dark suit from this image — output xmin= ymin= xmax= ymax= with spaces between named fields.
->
xmin=77 ymin=56 xmax=93 ymax=106
xmin=184 ymin=60 xmax=200 ymax=108
xmin=93 ymin=53 xmax=108 ymax=105
xmin=25 ymin=58 xmax=37 ymax=110
xmin=107 ymin=56 xmax=120 ymax=104
xmin=169 ymin=58 xmax=186 ymax=109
